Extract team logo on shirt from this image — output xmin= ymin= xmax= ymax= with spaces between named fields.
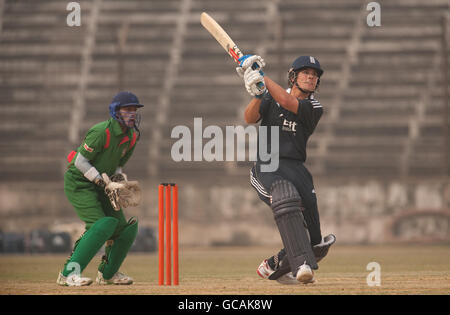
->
xmin=83 ymin=143 xmax=93 ymax=152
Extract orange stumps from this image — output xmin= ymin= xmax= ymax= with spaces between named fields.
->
xmin=158 ymin=183 xmax=179 ymax=286
xmin=173 ymin=184 xmax=179 ymax=285
xmin=158 ymin=185 xmax=164 ymax=286
xmin=165 ymin=185 xmax=171 ymax=285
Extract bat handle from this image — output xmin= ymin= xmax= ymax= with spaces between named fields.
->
xmin=251 ymin=64 xmax=265 ymax=91
xmin=230 ymin=48 xmax=242 ymax=63
xmin=256 ymin=81 xmax=265 ymax=91
xmin=251 ymin=62 xmax=261 ymax=70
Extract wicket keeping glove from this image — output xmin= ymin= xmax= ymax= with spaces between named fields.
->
xmin=102 ymin=173 xmax=142 ymax=211
xmin=94 ymin=177 xmax=106 ymax=189
xmin=110 ymin=172 xmax=128 ymax=183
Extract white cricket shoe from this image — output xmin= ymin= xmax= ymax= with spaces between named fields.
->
xmin=276 ymin=273 xmax=300 ymax=285
xmin=256 ymin=259 xmax=275 ymax=279
xmin=96 ymin=271 xmax=133 ymax=285
xmin=296 ymin=262 xmax=315 ymax=284
xmin=56 ymin=272 xmax=93 ymax=287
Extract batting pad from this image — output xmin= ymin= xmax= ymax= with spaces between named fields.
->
xmin=271 ymin=180 xmax=318 ymax=271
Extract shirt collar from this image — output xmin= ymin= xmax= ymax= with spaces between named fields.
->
xmin=110 ymin=118 xmax=126 ymax=136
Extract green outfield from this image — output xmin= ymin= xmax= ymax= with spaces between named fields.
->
xmin=1 ymin=245 xmax=449 ymax=295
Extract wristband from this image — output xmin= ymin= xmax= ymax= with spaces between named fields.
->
xmin=84 ymin=166 xmax=100 ymax=182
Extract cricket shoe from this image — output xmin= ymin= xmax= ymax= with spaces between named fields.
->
xmin=256 ymin=259 xmax=275 ymax=279
xmin=96 ymin=271 xmax=133 ymax=285
xmin=56 ymin=272 xmax=93 ymax=287
xmin=295 ymin=262 xmax=316 ymax=284
xmin=276 ymin=273 xmax=301 ymax=285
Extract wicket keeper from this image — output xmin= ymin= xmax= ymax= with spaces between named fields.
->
xmin=57 ymin=91 xmax=143 ymax=286
xmin=238 ymin=55 xmax=336 ymax=284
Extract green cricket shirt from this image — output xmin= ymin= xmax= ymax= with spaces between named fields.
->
xmin=65 ymin=118 xmax=138 ymax=186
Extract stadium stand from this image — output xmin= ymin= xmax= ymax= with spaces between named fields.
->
xmin=0 ymin=0 xmax=449 ymax=184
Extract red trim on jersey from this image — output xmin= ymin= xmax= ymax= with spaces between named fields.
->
xmin=129 ymin=132 xmax=137 ymax=149
xmin=67 ymin=150 xmax=77 ymax=163
xmin=119 ymin=136 xmax=129 ymax=146
xmin=104 ymin=128 xmax=111 ymax=149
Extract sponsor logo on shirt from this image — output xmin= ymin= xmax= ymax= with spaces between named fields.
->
xmin=282 ymin=119 xmax=297 ymax=132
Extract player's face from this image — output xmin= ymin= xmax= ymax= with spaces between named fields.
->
xmin=297 ymin=68 xmax=319 ymax=92
xmin=119 ymin=106 xmax=138 ymax=128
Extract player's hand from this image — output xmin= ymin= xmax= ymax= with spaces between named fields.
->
xmin=244 ymin=68 xmax=266 ymax=97
xmin=236 ymin=55 xmax=265 ymax=78
xmin=101 ymin=173 xmax=121 ymax=210
xmin=94 ymin=177 xmax=106 ymax=189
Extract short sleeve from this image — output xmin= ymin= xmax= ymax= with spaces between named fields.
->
xmin=296 ymin=98 xmax=323 ymax=133
xmin=79 ymin=128 xmax=105 ymax=161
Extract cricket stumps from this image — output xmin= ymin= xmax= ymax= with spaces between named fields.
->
xmin=158 ymin=183 xmax=179 ymax=285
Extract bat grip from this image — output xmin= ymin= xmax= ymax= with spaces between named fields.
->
xmin=251 ymin=62 xmax=260 ymax=70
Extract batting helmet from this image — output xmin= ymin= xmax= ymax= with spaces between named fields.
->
xmin=288 ymin=56 xmax=323 ymax=92
xmin=290 ymin=56 xmax=323 ymax=77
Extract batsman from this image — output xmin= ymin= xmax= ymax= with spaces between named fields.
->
xmin=57 ymin=91 xmax=143 ymax=286
xmin=238 ymin=55 xmax=336 ymax=284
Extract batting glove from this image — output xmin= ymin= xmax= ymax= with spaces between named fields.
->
xmin=236 ymin=55 xmax=266 ymax=78
xmin=244 ymin=68 xmax=266 ymax=97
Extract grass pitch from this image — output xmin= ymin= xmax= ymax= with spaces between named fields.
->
xmin=1 ymin=245 xmax=449 ymax=295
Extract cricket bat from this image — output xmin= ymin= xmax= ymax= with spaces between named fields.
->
xmin=200 ymin=12 xmax=265 ymax=92
xmin=200 ymin=12 xmax=244 ymax=63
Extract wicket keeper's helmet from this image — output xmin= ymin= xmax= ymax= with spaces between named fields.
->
xmin=109 ymin=91 xmax=144 ymax=118
xmin=288 ymin=56 xmax=323 ymax=90
xmin=109 ymin=91 xmax=144 ymax=134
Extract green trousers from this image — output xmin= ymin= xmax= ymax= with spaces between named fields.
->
xmin=62 ymin=172 xmax=134 ymax=278
xmin=64 ymin=172 xmax=128 ymax=237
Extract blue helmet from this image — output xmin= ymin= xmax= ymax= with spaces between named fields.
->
xmin=288 ymin=56 xmax=323 ymax=92
xmin=290 ymin=56 xmax=323 ymax=77
xmin=109 ymin=91 xmax=144 ymax=120
xmin=109 ymin=91 xmax=144 ymax=136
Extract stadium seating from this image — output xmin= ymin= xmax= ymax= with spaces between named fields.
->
xmin=0 ymin=0 xmax=448 ymax=184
